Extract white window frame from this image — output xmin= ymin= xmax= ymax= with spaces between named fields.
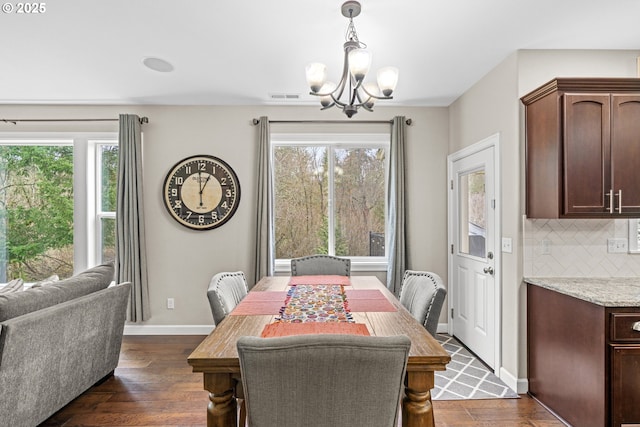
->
xmin=87 ymin=138 xmax=118 ymax=266
xmin=0 ymin=132 xmax=117 ymax=277
xmin=271 ymin=133 xmax=390 ymax=273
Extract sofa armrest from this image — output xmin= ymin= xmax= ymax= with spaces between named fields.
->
xmin=0 ymin=282 xmax=131 ymax=427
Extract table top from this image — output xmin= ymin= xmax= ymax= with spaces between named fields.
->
xmin=187 ymin=275 xmax=450 ymax=373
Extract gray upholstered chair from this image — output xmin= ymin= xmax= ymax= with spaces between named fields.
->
xmin=237 ymin=334 xmax=410 ymax=427
xmin=399 ymin=270 xmax=447 ymax=337
xmin=207 ymin=271 xmax=250 ymax=426
xmin=207 ymin=271 xmax=249 ymax=326
xmin=290 ymin=254 xmax=351 ymax=276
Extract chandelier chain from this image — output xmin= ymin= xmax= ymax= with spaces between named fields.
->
xmin=345 ymin=18 xmax=366 ymax=48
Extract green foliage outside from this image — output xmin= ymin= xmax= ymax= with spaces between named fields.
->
xmin=100 ymin=145 xmax=118 ymax=263
xmin=0 ymin=145 xmax=74 ymax=281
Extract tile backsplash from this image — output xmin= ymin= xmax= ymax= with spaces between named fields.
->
xmin=523 ymin=218 xmax=640 ymax=277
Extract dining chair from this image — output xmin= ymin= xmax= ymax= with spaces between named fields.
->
xmin=207 ymin=271 xmax=249 ymax=326
xmin=398 ymin=270 xmax=447 ymax=337
xmin=290 ymin=254 xmax=351 ymax=276
xmin=206 ymin=270 xmax=250 ymax=426
xmin=237 ymin=334 xmax=411 ymax=427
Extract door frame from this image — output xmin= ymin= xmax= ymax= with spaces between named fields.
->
xmin=447 ymin=133 xmax=502 ymax=374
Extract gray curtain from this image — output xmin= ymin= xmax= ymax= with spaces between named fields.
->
xmin=253 ymin=116 xmax=273 ymax=286
xmin=386 ymin=116 xmax=407 ymax=296
xmin=116 ymin=114 xmax=150 ymax=322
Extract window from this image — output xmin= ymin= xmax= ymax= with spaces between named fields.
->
xmin=96 ymin=143 xmax=118 ymax=264
xmin=271 ymin=133 xmax=389 ymax=272
xmin=0 ymin=133 xmax=117 ymax=282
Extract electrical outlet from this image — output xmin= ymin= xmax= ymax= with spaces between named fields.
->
xmin=167 ymin=298 xmax=175 ymax=309
xmin=607 ymin=238 xmax=628 ymax=253
xmin=541 ymin=239 xmax=551 ymax=255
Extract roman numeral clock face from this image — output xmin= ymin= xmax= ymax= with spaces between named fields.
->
xmin=163 ymin=155 xmax=241 ymax=230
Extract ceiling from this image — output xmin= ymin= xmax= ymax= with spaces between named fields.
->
xmin=2 ymin=0 xmax=640 ymax=107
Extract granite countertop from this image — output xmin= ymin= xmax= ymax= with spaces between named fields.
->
xmin=525 ymin=277 xmax=640 ymax=307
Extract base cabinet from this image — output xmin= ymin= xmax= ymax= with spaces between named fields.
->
xmin=527 ymin=284 xmax=640 ymax=427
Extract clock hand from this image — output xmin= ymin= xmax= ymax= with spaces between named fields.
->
xmin=200 ymin=175 xmax=211 ymax=192
xmin=198 ymin=171 xmax=204 ymax=206
xmin=199 ymin=174 xmax=211 ymax=207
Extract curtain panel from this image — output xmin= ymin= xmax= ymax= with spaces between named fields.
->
xmin=253 ymin=116 xmax=274 ymax=286
xmin=386 ymin=116 xmax=407 ymax=296
xmin=116 ymin=114 xmax=150 ymax=322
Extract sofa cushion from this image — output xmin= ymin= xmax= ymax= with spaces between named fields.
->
xmin=0 ymin=279 xmax=24 ymax=294
xmin=0 ymin=262 xmax=114 ymax=323
xmin=30 ymin=274 xmax=60 ymax=288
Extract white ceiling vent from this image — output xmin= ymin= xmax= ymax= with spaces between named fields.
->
xmin=269 ymin=93 xmax=301 ymax=101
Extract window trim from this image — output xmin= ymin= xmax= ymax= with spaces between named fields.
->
xmin=271 ymin=133 xmax=390 ymax=273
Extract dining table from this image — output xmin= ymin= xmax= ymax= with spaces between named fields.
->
xmin=187 ymin=275 xmax=451 ymax=427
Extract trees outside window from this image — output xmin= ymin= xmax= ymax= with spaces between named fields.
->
xmin=272 ymin=134 xmax=389 ymax=269
xmin=0 ymin=135 xmax=117 ymax=283
xmin=0 ymin=144 xmax=74 ymax=280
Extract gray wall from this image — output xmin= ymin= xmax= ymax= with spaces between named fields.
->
xmin=448 ymin=48 xmax=640 ymax=390
xmin=0 ymin=104 xmax=449 ymax=328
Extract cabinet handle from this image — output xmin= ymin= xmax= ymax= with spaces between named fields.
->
xmin=633 ymin=321 xmax=640 ymax=332
xmin=615 ymin=189 xmax=622 ymax=213
xmin=606 ymin=189 xmax=614 ymax=212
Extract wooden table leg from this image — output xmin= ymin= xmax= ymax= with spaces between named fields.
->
xmin=402 ymin=371 xmax=435 ymax=427
xmin=203 ymin=373 xmax=237 ymax=427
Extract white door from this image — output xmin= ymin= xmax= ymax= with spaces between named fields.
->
xmin=448 ymin=135 xmax=499 ymax=370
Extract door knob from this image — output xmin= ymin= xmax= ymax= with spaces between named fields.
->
xmin=483 ymin=266 xmax=494 ymax=275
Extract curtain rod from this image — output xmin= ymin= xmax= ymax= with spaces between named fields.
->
xmin=1 ymin=117 xmax=149 ymax=125
xmin=252 ymin=118 xmax=412 ymax=126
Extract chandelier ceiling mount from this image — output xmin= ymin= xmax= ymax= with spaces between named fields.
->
xmin=305 ymin=1 xmax=399 ymax=118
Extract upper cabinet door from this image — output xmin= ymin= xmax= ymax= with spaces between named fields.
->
xmin=522 ymin=78 xmax=640 ymax=218
xmin=611 ymin=94 xmax=640 ymax=214
xmin=563 ymin=93 xmax=611 ymax=215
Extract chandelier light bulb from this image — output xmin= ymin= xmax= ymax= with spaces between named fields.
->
xmin=363 ymin=82 xmax=379 ymax=109
xmin=377 ymin=66 xmax=399 ymax=97
xmin=320 ymin=82 xmax=337 ymax=107
xmin=306 ymin=63 xmax=328 ymax=93
xmin=348 ymin=49 xmax=371 ymax=83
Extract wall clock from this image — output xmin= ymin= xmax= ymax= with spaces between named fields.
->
xmin=163 ymin=155 xmax=241 ymax=230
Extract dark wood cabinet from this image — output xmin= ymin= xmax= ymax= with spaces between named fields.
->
xmin=610 ymin=312 xmax=640 ymax=426
xmin=522 ymin=78 xmax=640 ymax=218
xmin=528 ymin=283 xmax=640 ymax=427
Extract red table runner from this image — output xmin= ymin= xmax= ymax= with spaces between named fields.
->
xmin=261 ymin=322 xmax=370 ymax=337
xmin=344 ymin=289 xmax=397 ymax=312
xmin=288 ymin=275 xmax=351 ymax=286
xmin=230 ymin=291 xmax=288 ymax=315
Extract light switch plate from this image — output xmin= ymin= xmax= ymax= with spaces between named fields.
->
xmin=501 ymin=237 xmax=512 ymax=253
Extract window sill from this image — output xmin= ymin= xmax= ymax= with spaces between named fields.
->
xmin=274 ymin=258 xmax=388 ymax=274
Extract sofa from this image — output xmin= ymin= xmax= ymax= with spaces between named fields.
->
xmin=0 ymin=262 xmax=131 ymax=427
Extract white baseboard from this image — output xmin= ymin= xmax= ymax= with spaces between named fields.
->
xmin=499 ymin=366 xmax=528 ymax=394
xmin=437 ymin=322 xmax=448 ymax=334
xmin=124 ymin=324 xmax=214 ymax=335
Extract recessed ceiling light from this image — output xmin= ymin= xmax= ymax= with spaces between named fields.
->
xmin=143 ymin=57 xmax=174 ymax=73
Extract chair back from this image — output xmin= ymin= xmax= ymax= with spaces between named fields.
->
xmin=237 ymin=334 xmax=410 ymax=427
xmin=399 ymin=270 xmax=447 ymax=336
xmin=290 ymin=254 xmax=351 ymax=276
xmin=207 ymin=271 xmax=248 ymax=325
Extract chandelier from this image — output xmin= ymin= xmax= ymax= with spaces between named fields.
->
xmin=305 ymin=1 xmax=399 ymax=118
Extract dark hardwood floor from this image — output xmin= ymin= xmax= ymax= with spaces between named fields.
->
xmin=40 ymin=335 xmax=565 ymax=427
